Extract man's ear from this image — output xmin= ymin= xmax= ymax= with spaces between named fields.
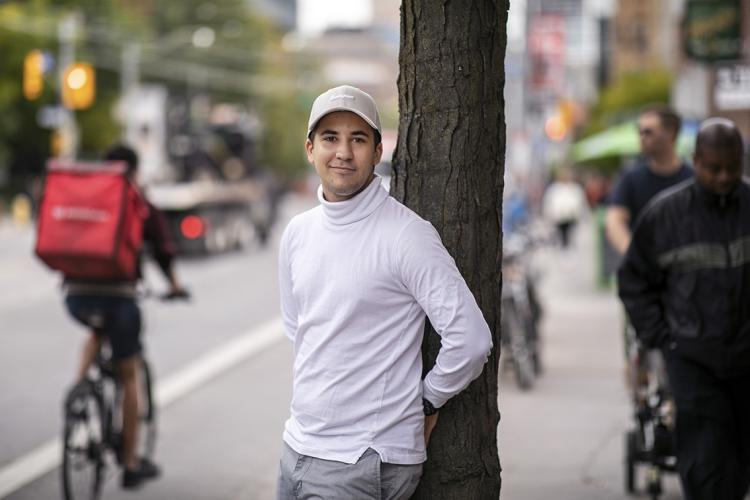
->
xmin=373 ymin=142 xmax=383 ymax=166
xmin=305 ymin=138 xmax=315 ymax=165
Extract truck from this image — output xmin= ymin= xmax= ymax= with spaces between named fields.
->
xmin=119 ymin=85 xmax=278 ymax=254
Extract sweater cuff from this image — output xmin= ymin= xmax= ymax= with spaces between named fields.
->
xmin=421 ymin=380 xmax=448 ymax=409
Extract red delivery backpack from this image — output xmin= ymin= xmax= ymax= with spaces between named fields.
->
xmin=35 ymin=159 xmax=149 ymax=280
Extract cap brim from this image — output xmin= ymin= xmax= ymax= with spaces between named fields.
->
xmin=308 ymin=107 xmax=380 ymax=135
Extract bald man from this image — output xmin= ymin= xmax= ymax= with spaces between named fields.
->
xmin=618 ymin=118 xmax=750 ymax=500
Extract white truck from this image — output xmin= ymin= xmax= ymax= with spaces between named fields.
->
xmin=120 ymin=85 xmax=275 ymax=254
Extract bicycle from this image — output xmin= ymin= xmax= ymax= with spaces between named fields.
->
xmin=60 ymin=288 xmax=188 ymax=500
xmin=500 ymin=230 xmax=545 ymax=391
xmin=61 ymin=342 xmax=156 ymax=500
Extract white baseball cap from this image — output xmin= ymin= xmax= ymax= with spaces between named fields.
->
xmin=307 ymin=85 xmax=382 ymax=137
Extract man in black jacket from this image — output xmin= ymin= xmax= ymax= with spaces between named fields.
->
xmin=618 ymin=118 xmax=749 ymax=500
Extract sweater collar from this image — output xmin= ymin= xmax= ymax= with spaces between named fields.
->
xmin=317 ymin=174 xmax=389 ymax=225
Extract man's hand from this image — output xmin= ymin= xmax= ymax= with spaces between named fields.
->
xmin=605 ymin=205 xmax=632 ymax=256
xmin=162 ymin=287 xmax=191 ymax=301
xmin=424 ymin=413 xmax=439 ymax=447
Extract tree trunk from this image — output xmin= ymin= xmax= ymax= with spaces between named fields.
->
xmin=393 ymin=1 xmax=507 ymax=498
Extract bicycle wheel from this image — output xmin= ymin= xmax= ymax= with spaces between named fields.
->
xmin=505 ymin=305 xmax=535 ymax=390
xmin=625 ymin=430 xmax=638 ymax=494
xmin=137 ymin=357 xmax=157 ymax=459
xmin=61 ymin=382 xmax=105 ymax=500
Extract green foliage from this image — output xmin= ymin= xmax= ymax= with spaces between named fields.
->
xmin=253 ymin=35 xmax=316 ymax=180
xmin=0 ymin=0 xmax=140 ymax=195
xmin=581 ymin=69 xmax=673 ymax=139
xmin=0 ymin=0 xmax=313 ymax=198
xmin=0 ymin=2 xmax=54 ymax=195
xmin=141 ymin=4 xmax=312 ymax=177
xmin=574 ymin=69 xmax=673 ymax=172
xmin=257 ymin=92 xmax=308 ymax=180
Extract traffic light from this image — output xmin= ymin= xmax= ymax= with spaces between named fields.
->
xmin=23 ymin=50 xmax=44 ymax=101
xmin=544 ymin=115 xmax=567 ymax=142
xmin=544 ymin=99 xmax=577 ymax=142
xmin=62 ymin=62 xmax=95 ymax=110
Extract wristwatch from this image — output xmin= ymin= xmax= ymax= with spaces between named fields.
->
xmin=422 ymin=398 xmax=438 ymax=416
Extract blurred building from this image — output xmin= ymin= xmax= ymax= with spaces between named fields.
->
xmin=506 ymin=0 xmax=613 ymax=184
xmin=251 ymin=0 xmax=296 ymax=32
xmin=611 ymin=0 xmax=683 ymax=78
xmin=532 ymin=0 xmax=611 ymax=103
xmin=291 ymin=0 xmax=400 ymax=123
xmin=601 ymin=0 xmax=750 ymax=164
xmin=671 ymin=0 xmax=750 ymax=145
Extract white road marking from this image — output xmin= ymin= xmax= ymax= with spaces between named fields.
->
xmin=155 ymin=317 xmax=284 ymax=406
xmin=0 ymin=442 xmax=61 ymax=500
xmin=0 ymin=317 xmax=284 ymax=498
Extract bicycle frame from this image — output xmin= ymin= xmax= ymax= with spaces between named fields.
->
xmin=61 ymin=342 xmax=156 ymax=500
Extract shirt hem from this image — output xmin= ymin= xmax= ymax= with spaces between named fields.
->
xmin=282 ymin=432 xmax=426 ymax=465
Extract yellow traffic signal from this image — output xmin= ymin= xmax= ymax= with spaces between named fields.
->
xmin=62 ymin=62 xmax=95 ymax=110
xmin=544 ymin=99 xmax=578 ymax=142
xmin=544 ymin=115 xmax=567 ymax=142
xmin=23 ymin=50 xmax=44 ymax=101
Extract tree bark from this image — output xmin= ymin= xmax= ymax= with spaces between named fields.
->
xmin=393 ymin=1 xmax=507 ymax=498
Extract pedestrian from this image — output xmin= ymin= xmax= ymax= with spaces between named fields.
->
xmin=276 ymin=85 xmax=492 ymax=499
xmin=606 ymin=105 xmax=694 ymax=391
xmin=541 ymin=166 xmax=587 ymax=249
xmin=618 ymin=118 xmax=750 ymax=500
xmin=605 ymin=104 xmax=693 ymax=256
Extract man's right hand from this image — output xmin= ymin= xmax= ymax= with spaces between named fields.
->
xmin=604 ymin=205 xmax=632 ymax=256
xmin=424 ymin=413 xmax=439 ymax=447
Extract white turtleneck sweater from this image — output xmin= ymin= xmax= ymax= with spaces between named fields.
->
xmin=278 ymin=175 xmax=492 ymax=465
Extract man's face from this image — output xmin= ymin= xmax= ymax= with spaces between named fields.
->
xmin=694 ymin=147 xmax=742 ymax=196
xmin=638 ymin=112 xmax=673 ymax=158
xmin=306 ymin=111 xmax=382 ymax=202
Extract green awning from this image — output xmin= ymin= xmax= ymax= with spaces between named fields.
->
xmin=571 ymin=121 xmax=698 ymax=163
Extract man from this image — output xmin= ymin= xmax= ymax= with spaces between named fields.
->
xmin=64 ymin=144 xmax=187 ymax=489
xmin=618 ymin=118 xmax=750 ymax=500
xmin=606 ymin=105 xmax=693 ymax=256
xmin=276 ymin=85 xmax=492 ymax=499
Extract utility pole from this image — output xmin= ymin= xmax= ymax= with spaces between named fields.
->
xmin=56 ymin=13 xmax=79 ymax=159
xmin=120 ymin=42 xmax=140 ymax=97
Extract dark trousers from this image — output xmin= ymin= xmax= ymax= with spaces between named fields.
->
xmin=556 ymin=220 xmax=575 ymax=248
xmin=663 ymin=352 xmax=750 ymax=500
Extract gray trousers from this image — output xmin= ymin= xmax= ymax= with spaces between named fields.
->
xmin=277 ymin=443 xmax=423 ymax=500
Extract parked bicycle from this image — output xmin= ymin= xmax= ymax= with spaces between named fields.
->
xmin=500 ymin=230 xmax=544 ymax=390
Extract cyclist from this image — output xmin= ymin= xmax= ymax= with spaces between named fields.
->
xmin=64 ymin=144 xmax=187 ymax=489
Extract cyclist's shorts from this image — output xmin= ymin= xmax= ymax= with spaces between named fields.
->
xmin=65 ymin=295 xmax=142 ymax=361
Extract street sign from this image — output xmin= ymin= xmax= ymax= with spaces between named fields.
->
xmin=683 ymin=0 xmax=742 ymax=62
xmin=36 ymin=105 xmax=66 ymax=129
xmin=529 ymin=14 xmax=566 ymax=93
xmin=714 ymin=64 xmax=750 ymax=111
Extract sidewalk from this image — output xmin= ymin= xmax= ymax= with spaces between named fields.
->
xmin=498 ymin=220 xmax=681 ymax=500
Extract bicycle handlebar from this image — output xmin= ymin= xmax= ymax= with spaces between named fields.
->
xmin=160 ymin=288 xmax=191 ymax=302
